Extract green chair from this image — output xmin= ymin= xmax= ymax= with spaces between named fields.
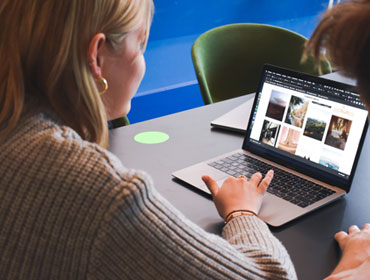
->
xmin=192 ymin=23 xmax=332 ymax=104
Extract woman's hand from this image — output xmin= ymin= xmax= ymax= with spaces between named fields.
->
xmin=201 ymin=170 xmax=274 ymax=219
xmin=325 ymin=224 xmax=370 ymax=280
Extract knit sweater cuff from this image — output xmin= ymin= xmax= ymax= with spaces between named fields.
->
xmin=222 ymin=215 xmax=272 ymax=246
xmin=222 ymin=216 xmax=297 ymax=279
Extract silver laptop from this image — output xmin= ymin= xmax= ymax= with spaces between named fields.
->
xmin=173 ymin=64 xmax=368 ymax=227
xmin=210 ymin=94 xmax=255 ymax=133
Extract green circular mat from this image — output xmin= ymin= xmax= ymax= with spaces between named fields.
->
xmin=134 ymin=131 xmax=169 ymax=144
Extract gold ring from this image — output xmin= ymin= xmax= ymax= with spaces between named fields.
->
xmin=238 ymin=175 xmax=247 ymax=180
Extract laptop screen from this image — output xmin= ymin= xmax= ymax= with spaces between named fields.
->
xmin=244 ymin=64 xmax=368 ymax=191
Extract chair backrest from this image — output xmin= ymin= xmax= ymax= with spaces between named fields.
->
xmin=192 ymin=23 xmax=332 ymax=104
xmin=108 ymin=116 xmax=130 ymax=129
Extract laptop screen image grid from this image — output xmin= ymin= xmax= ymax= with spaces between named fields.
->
xmin=244 ymin=66 xmax=368 ymax=189
xmin=208 ymin=152 xmax=335 ymax=208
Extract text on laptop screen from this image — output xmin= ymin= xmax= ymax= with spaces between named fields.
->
xmin=246 ymin=67 xmax=368 ymax=185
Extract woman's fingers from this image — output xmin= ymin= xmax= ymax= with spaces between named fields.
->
xmin=202 ymin=170 xmax=274 ymax=218
xmin=334 ymin=231 xmax=348 ymax=250
xmin=363 ymin=223 xmax=370 ymax=231
xmin=201 ymin=175 xmax=219 ymax=196
xmin=334 ymin=231 xmax=347 ymax=241
xmin=334 ymin=224 xmax=370 ymax=251
xmin=258 ymin=170 xmax=274 ymax=193
xmin=249 ymin=172 xmax=262 ymax=186
xmin=349 ymin=225 xmax=360 ymax=234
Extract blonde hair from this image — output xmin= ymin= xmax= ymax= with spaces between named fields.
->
xmin=305 ymin=0 xmax=370 ymax=106
xmin=0 ymin=0 xmax=153 ymax=147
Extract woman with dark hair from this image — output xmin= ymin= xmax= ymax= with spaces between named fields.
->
xmin=306 ymin=0 xmax=370 ymax=278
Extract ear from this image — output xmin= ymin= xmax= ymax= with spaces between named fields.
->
xmin=88 ymin=33 xmax=106 ymax=78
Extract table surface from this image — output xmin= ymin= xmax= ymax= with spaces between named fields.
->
xmin=109 ymin=72 xmax=370 ymax=280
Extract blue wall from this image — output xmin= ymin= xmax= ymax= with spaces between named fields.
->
xmin=149 ymin=0 xmax=328 ymax=41
xmin=127 ymin=0 xmax=330 ymax=124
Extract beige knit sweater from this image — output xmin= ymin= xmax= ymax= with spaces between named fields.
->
xmin=0 ymin=112 xmax=297 ymax=279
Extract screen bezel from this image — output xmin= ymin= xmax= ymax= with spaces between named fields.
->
xmin=242 ymin=64 xmax=368 ymax=192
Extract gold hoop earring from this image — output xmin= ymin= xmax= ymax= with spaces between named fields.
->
xmin=98 ymin=77 xmax=108 ymax=95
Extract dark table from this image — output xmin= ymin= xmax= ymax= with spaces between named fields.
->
xmin=109 ymin=73 xmax=370 ymax=279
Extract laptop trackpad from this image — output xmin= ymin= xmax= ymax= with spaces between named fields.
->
xmin=260 ymin=193 xmax=302 ymax=227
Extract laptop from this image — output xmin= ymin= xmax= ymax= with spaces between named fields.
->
xmin=173 ymin=64 xmax=369 ymax=227
xmin=210 ymin=72 xmax=356 ymax=134
xmin=210 ymin=94 xmax=255 ymax=133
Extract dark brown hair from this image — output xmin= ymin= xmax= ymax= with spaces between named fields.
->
xmin=305 ymin=0 xmax=370 ymax=106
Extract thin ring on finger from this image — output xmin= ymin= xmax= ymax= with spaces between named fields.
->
xmin=238 ymin=175 xmax=247 ymax=180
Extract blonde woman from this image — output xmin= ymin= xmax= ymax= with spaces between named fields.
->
xmin=0 ymin=0 xmax=296 ymax=279
xmin=306 ymin=0 xmax=370 ymax=279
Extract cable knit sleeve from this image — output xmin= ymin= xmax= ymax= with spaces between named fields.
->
xmin=88 ymin=169 xmax=297 ymax=280
xmin=0 ymin=115 xmax=296 ymax=279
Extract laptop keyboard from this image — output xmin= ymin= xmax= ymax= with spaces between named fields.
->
xmin=208 ymin=152 xmax=335 ymax=208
